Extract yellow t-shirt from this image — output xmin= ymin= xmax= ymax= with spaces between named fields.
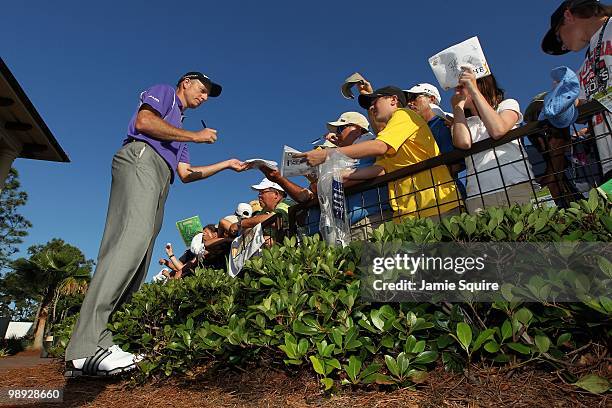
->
xmin=375 ymin=109 xmax=460 ymax=219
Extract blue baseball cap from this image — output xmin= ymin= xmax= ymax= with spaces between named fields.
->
xmin=538 ymin=66 xmax=580 ymax=128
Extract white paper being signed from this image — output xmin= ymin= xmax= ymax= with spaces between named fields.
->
xmin=245 ymin=158 xmax=278 ymax=171
xmin=429 ymin=36 xmax=491 ymax=90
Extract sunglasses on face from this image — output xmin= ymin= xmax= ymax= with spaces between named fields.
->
xmin=408 ymin=93 xmax=428 ymax=102
xmin=335 ymin=125 xmax=348 ymax=134
xmin=366 ymin=93 xmax=386 ymax=108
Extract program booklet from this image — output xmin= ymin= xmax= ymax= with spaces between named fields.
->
xmin=280 ymin=145 xmax=316 ymax=177
xmin=176 ymin=216 xmax=203 ymax=247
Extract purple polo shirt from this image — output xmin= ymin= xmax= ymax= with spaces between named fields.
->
xmin=124 ymin=84 xmax=190 ymax=183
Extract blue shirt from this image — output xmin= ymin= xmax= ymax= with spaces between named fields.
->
xmin=428 ymin=116 xmax=467 ymax=199
xmin=428 ymin=116 xmax=454 ymax=154
xmin=346 ymin=156 xmax=390 ymax=224
xmin=125 ymin=84 xmax=190 ymax=183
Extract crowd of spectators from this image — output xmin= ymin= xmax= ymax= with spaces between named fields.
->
xmin=159 ymin=0 xmax=612 ymax=278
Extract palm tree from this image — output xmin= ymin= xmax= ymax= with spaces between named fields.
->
xmin=10 ymin=239 xmax=92 ymax=351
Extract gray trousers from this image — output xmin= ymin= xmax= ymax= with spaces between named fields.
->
xmin=65 ymin=141 xmax=170 ymax=361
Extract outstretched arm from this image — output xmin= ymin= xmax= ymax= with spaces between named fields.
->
xmin=259 ymin=167 xmax=314 ymax=203
xmin=295 ymin=140 xmax=388 ymax=167
xmin=177 ymin=159 xmax=248 ymax=183
xmin=232 ymin=213 xmax=274 ymax=232
xmin=172 ymin=257 xmax=198 ymax=280
xmin=343 ymin=165 xmax=386 ymax=187
xmin=163 ymin=243 xmax=184 ymax=270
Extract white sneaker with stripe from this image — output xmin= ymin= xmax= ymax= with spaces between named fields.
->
xmin=65 ymin=346 xmax=141 ymax=377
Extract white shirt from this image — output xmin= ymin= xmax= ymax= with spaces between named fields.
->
xmin=465 ymin=99 xmax=535 ymax=197
xmin=578 ymin=19 xmax=612 ymax=176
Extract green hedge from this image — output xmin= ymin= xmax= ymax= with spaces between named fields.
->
xmin=108 ymin=193 xmax=611 ymax=391
xmin=47 ymin=314 xmax=78 ymax=358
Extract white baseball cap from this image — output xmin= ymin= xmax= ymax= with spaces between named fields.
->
xmin=152 ymin=270 xmax=168 ymax=283
xmin=404 ymin=83 xmax=442 ymax=105
xmin=235 ymin=202 xmax=253 ymax=219
xmin=251 ymin=178 xmax=285 ymax=192
xmin=190 ymin=232 xmax=206 ymax=259
xmin=326 ymin=111 xmax=370 ymax=133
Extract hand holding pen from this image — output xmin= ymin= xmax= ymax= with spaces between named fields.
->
xmin=192 ymin=119 xmax=217 ymax=144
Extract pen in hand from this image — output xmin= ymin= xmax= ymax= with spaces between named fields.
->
xmin=198 ymin=119 xmax=217 ymax=144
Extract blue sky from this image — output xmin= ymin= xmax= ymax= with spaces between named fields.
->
xmin=1 ymin=1 xmax=584 ymax=280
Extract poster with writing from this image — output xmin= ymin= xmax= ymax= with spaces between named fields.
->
xmin=429 ymin=36 xmax=491 ymax=90
xmin=176 ymin=216 xmax=202 ymax=247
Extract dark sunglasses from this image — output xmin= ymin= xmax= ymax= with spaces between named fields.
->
xmin=335 ymin=125 xmax=349 ymax=133
xmin=407 ymin=93 xmax=427 ymax=102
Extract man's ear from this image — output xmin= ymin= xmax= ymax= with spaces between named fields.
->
xmin=563 ymin=9 xmax=575 ymax=25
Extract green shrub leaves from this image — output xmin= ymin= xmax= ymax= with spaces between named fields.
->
xmin=103 ymin=193 xmax=610 ymax=391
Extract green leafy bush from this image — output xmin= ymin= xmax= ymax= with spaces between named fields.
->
xmin=47 ymin=314 xmax=79 ymax=358
xmin=104 ymin=193 xmax=611 ymax=390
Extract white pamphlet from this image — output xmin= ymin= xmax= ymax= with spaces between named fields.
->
xmin=280 ymin=145 xmax=315 ymax=177
xmin=429 ymin=36 xmax=491 ymax=90
xmin=245 ymin=158 xmax=278 ymax=171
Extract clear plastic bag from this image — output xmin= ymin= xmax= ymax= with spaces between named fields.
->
xmin=317 ymin=150 xmax=357 ymax=247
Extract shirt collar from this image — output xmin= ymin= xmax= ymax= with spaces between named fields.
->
xmin=176 ymin=90 xmax=185 ymax=112
xmin=175 ymin=91 xmax=186 ymax=122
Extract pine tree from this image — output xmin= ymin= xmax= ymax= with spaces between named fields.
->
xmin=0 ymin=168 xmax=31 ymax=271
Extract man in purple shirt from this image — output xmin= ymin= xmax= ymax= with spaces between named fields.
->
xmin=64 ymin=72 xmax=247 ymax=377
